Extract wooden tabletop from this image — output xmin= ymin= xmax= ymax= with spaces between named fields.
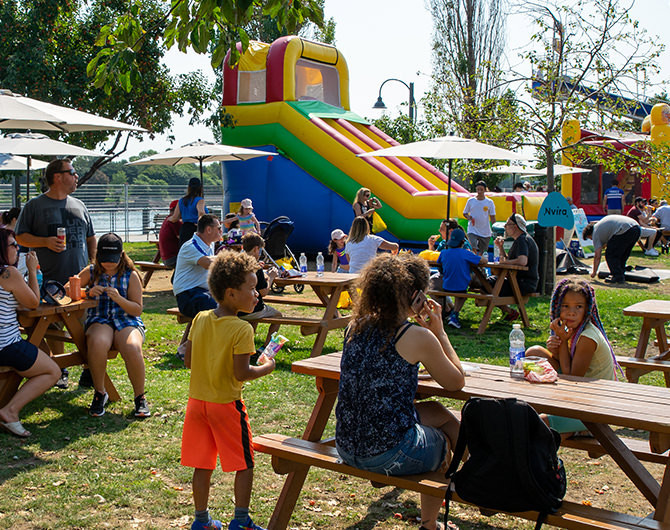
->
xmin=18 ymin=298 xmax=97 ymax=318
xmin=624 ymin=300 xmax=670 ymax=319
xmin=274 ymin=271 xmax=358 ymax=287
xmin=293 ymin=352 xmax=670 ymax=435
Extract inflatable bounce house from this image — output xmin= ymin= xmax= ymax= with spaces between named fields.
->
xmin=561 ymin=102 xmax=670 ymax=217
xmin=220 ymin=36 xmax=542 ymax=252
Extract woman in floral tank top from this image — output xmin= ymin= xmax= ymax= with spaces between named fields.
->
xmin=335 ymin=254 xmax=465 ymax=530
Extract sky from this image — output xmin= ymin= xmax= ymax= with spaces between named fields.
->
xmin=120 ymin=0 xmax=670 ymax=160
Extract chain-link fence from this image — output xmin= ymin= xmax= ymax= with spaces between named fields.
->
xmin=0 ymin=183 xmax=224 ymax=241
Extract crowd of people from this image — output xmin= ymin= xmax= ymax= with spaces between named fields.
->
xmin=0 ymin=171 xmax=661 ymax=530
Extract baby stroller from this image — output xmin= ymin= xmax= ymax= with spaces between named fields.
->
xmin=260 ymin=216 xmax=304 ymax=293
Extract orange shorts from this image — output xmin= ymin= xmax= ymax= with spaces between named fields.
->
xmin=181 ymin=398 xmax=254 ymax=471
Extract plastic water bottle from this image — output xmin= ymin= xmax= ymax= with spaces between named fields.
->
xmin=316 ymin=252 xmax=324 ymax=277
xmin=493 ymin=245 xmax=501 ymax=263
xmin=299 ymin=253 xmax=308 ymax=275
xmin=509 ymin=324 xmax=525 ymax=378
xmin=35 ymin=265 xmax=43 ymax=292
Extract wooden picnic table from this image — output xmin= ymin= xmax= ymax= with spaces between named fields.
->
xmin=271 ymin=272 xmax=356 ymax=357
xmin=622 ymin=300 xmax=670 ymax=385
xmin=429 ymin=260 xmax=534 ymax=333
xmin=17 ymin=299 xmax=119 ymax=401
xmin=263 ymin=352 xmax=670 ymax=529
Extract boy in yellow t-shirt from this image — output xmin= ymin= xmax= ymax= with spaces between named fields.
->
xmin=181 ymin=250 xmax=275 ymax=530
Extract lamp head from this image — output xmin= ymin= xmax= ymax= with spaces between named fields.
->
xmin=373 ymin=96 xmax=387 ymax=110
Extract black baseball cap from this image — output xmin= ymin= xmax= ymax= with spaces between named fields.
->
xmin=97 ymin=233 xmax=123 ymax=263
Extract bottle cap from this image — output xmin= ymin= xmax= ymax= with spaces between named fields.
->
xmin=513 ymin=323 xmax=521 ymax=329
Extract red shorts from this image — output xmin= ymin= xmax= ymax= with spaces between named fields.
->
xmin=181 ymin=398 xmax=254 ymax=471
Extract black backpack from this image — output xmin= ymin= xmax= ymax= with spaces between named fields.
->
xmin=444 ymin=397 xmax=567 ymax=529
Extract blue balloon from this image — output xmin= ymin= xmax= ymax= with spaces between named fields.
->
xmin=538 ymin=192 xmax=575 ymax=229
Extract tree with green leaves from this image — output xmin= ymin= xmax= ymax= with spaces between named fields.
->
xmin=511 ymin=0 xmax=663 ymax=293
xmin=0 ymin=0 xmax=214 ymax=188
xmin=88 ymin=0 xmax=324 ymax=96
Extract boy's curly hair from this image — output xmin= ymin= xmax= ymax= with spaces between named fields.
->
xmin=348 ymin=253 xmax=429 ymax=340
xmin=209 ymin=250 xmax=259 ymax=303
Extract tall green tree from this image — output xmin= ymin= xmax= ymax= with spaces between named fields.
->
xmin=0 ymin=0 xmax=213 ymax=186
xmin=512 ymin=0 xmax=662 ymax=293
xmin=88 ymin=0 xmax=324 ymax=95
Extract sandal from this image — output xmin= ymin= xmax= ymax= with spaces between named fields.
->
xmin=2 ymin=421 xmax=31 ymax=438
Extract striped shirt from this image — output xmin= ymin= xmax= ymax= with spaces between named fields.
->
xmin=335 ymin=247 xmax=349 ymax=266
xmin=85 ymin=265 xmax=144 ymax=332
xmin=238 ymin=214 xmax=255 ymax=233
xmin=0 ymin=270 xmax=21 ymax=349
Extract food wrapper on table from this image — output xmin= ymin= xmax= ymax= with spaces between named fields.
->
xmin=523 ymin=358 xmax=558 ymax=384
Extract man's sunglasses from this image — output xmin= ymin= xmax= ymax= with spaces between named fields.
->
xmin=59 ymin=169 xmax=77 ymax=175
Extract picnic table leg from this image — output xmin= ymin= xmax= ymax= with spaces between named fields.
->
xmin=627 ymin=318 xmax=654 ymax=383
xmin=142 ymin=269 xmax=155 ymax=288
xmin=308 ymin=285 xmax=344 ymax=358
xmin=477 ymin=273 xmax=506 ymax=334
xmin=267 ymin=377 xmax=338 ymax=530
xmin=508 ymin=271 xmax=530 ymax=327
xmin=655 ymin=460 xmax=670 ymax=522
xmin=584 ymin=421 xmax=660 ymax=506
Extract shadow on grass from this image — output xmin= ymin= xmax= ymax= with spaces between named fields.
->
xmin=0 ymin=386 xmax=129 ymax=486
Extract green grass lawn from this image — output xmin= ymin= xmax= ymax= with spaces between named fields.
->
xmin=0 ymin=241 xmax=668 ymax=528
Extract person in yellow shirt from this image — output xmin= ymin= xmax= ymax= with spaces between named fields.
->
xmin=181 ymin=250 xmax=275 ymax=530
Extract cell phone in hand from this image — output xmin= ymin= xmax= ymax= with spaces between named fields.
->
xmin=410 ymin=290 xmax=428 ymax=315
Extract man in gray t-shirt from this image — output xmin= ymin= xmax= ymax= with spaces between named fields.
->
xmin=15 ymin=159 xmax=96 ymax=285
xmin=15 ymin=158 xmax=96 ymax=388
xmin=583 ymin=215 xmax=640 ymax=284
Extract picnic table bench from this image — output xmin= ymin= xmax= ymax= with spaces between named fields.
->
xmin=622 ymin=300 xmax=670 ymax=386
xmin=135 ymin=241 xmax=172 ymax=289
xmin=167 ymin=272 xmax=356 ymax=357
xmin=427 ymin=260 xmax=539 ymax=333
xmin=254 ymin=352 xmax=670 ymax=529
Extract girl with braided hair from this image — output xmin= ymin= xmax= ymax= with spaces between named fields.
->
xmin=527 ymin=279 xmax=620 ymax=436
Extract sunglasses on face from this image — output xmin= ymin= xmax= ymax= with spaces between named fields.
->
xmin=60 ymin=169 xmax=76 ymax=175
xmin=8 ymin=241 xmax=18 ymax=248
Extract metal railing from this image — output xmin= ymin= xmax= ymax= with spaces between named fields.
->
xmin=0 ymin=183 xmax=224 ymax=241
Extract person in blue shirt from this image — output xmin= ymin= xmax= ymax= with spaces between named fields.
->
xmin=602 ymin=176 xmax=625 ymax=215
xmin=437 ymin=228 xmax=486 ymax=329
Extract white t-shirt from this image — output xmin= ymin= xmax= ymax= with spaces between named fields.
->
xmin=345 ymin=235 xmax=384 ymax=273
xmin=654 ymin=205 xmax=670 ymax=229
xmin=463 ymin=196 xmax=496 ymax=237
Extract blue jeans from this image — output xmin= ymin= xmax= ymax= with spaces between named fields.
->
xmin=336 ymin=423 xmax=446 ymax=476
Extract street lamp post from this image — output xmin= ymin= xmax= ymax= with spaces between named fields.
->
xmin=373 ymin=78 xmax=416 ymax=124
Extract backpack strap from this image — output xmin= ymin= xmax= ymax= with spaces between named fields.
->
xmin=506 ymin=399 xmax=547 ymax=530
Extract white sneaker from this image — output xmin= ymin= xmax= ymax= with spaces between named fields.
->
xmin=645 ymin=249 xmax=660 ymax=257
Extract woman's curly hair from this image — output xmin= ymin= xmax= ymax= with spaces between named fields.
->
xmin=348 ymin=253 xmax=429 ymax=340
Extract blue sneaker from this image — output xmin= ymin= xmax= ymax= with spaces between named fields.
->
xmin=192 ymin=519 xmax=222 ymax=530
xmin=447 ymin=313 xmax=461 ymax=329
xmin=228 ymin=516 xmax=266 ymax=530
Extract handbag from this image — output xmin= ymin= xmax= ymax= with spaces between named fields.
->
xmin=371 ymin=211 xmax=387 ymax=234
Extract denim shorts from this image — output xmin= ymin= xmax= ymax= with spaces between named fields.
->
xmin=0 ymin=338 xmax=38 ymax=372
xmin=336 ymin=423 xmax=447 ymax=476
xmin=177 ymin=287 xmax=217 ymax=318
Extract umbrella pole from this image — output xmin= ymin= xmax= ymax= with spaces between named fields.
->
xmin=26 ymin=155 xmax=32 ymax=201
xmin=446 ymin=159 xmax=453 ymax=220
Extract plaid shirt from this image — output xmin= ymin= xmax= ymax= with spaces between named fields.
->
xmin=85 ymin=265 xmax=144 ymax=331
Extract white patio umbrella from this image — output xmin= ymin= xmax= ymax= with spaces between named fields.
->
xmin=0 ymin=132 xmax=104 ymax=200
xmin=359 ymin=135 xmax=527 ymax=219
xmin=128 ymin=140 xmax=276 ymax=180
xmin=128 ymin=141 xmax=276 ymax=214
xmin=537 ymin=165 xmax=591 ymax=175
xmin=0 ymin=89 xmax=146 ymax=133
xmin=478 ymin=165 xmax=545 ymax=176
xmin=0 ymin=154 xmax=48 ymax=171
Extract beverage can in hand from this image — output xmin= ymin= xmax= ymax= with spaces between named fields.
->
xmin=57 ymin=227 xmax=66 ymax=247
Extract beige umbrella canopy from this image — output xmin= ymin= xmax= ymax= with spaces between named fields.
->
xmin=0 ymin=154 xmax=48 ymax=171
xmin=0 ymin=89 xmax=146 ymax=133
xmin=0 ymin=132 xmax=103 ymax=200
xmin=359 ymin=135 xmax=527 ymax=218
